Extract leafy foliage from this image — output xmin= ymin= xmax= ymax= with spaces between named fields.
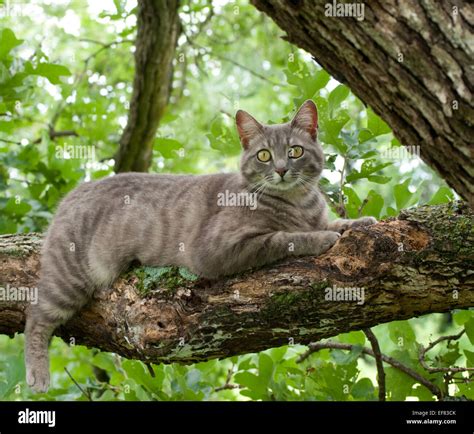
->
xmin=0 ymin=0 xmax=468 ymax=401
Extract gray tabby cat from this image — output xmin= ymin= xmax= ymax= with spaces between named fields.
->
xmin=25 ymin=100 xmax=376 ymax=392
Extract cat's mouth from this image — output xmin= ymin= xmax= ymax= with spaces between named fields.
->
xmin=267 ymin=175 xmax=299 ymax=191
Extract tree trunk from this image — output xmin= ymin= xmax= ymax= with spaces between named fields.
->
xmin=251 ymin=0 xmax=474 ymax=206
xmin=0 ymin=202 xmax=472 ymax=364
xmin=114 ymin=0 xmax=180 ymax=173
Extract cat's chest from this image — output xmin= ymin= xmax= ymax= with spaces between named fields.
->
xmin=262 ymin=204 xmax=326 ymax=232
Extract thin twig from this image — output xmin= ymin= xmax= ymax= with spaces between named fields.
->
xmin=419 ymin=330 xmax=474 ymax=373
xmin=211 ymin=52 xmax=283 ymax=86
xmin=145 ymin=363 xmax=155 ymax=378
xmin=214 ymin=366 xmax=240 ymax=392
xmin=64 ymin=367 xmax=93 ymax=401
xmin=358 ymin=198 xmax=369 ymax=217
xmin=32 ymin=129 xmax=78 ymax=144
xmin=298 ymin=340 xmax=443 ymax=400
xmin=182 ymin=31 xmax=282 ymax=86
xmin=0 ymin=138 xmax=22 ymax=145
xmin=82 ymin=39 xmax=134 ymax=65
xmin=364 ymin=328 xmax=386 ymax=401
xmin=8 ymin=177 xmax=33 ymax=185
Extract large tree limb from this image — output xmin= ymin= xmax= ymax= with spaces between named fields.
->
xmin=114 ymin=0 xmax=180 ymax=173
xmin=0 ymin=202 xmax=473 ymax=364
xmin=251 ymin=0 xmax=474 ymax=206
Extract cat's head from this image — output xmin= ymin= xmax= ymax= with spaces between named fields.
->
xmin=236 ymin=100 xmax=324 ymax=193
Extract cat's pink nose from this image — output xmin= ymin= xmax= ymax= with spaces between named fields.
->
xmin=275 ymin=168 xmax=288 ymax=178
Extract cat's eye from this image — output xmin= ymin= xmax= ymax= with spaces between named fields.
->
xmin=288 ymin=146 xmax=304 ymax=159
xmin=257 ymin=149 xmax=272 ymax=162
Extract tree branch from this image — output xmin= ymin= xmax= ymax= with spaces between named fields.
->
xmin=419 ymin=330 xmax=474 ymax=374
xmin=0 ymin=202 xmax=472 ymax=375
xmin=250 ymin=0 xmax=474 ymax=207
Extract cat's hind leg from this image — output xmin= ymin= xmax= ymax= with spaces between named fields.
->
xmin=25 ymin=277 xmax=90 ymax=393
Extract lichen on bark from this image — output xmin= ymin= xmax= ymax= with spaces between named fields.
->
xmin=0 ymin=202 xmax=472 ymax=364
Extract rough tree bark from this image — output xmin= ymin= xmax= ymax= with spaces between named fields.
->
xmin=251 ymin=0 xmax=474 ymax=206
xmin=114 ymin=0 xmax=180 ymax=173
xmin=0 ymin=202 xmax=472 ymax=364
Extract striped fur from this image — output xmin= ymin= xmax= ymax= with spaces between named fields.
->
xmin=25 ymin=100 xmax=375 ymax=392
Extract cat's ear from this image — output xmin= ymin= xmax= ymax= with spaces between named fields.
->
xmin=236 ymin=110 xmax=264 ymax=149
xmin=291 ymin=100 xmax=318 ymax=140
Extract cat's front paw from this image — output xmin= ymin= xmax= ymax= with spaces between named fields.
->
xmin=351 ymin=216 xmax=377 ymax=228
xmin=319 ymin=231 xmax=341 ymax=253
xmin=26 ymin=361 xmax=50 ymax=393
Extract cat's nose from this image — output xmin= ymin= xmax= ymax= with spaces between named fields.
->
xmin=275 ymin=168 xmax=288 ymax=178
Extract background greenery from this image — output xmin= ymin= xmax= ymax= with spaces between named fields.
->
xmin=0 ymin=0 xmax=472 ymax=401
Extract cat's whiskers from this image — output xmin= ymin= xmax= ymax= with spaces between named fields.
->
xmin=296 ymin=174 xmax=321 ymax=197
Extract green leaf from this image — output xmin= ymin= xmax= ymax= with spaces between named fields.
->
xmin=346 ymin=159 xmax=392 ymax=183
xmin=465 ymin=318 xmax=474 ymax=345
xmin=328 ymin=85 xmax=350 ymax=116
xmin=385 ymin=206 xmax=398 ymax=217
xmin=331 ymin=345 xmax=363 ymax=365
xmin=258 ymin=353 xmax=274 ymax=384
xmin=360 ymin=149 xmax=378 ymax=159
xmin=438 ymin=342 xmax=461 ymax=367
xmin=343 ymin=186 xmax=362 ymax=219
xmin=320 ymin=111 xmax=350 ymax=151
xmin=154 ymin=138 xmax=182 ymax=159
xmin=367 ymin=108 xmax=391 ymax=136
xmin=325 ymin=154 xmax=337 ymax=171
xmin=338 ymin=331 xmax=366 ymax=346
xmin=4 ymin=197 xmax=32 ymax=216
xmin=394 ymin=178 xmax=413 ymax=210
xmin=367 ymin=175 xmax=391 ymax=184
xmin=311 ymin=69 xmax=331 ymax=97
xmin=0 ymin=29 xmax=23 ymax=60
xmin=92 ymin=353 xmax=117 ymax=373
xmin=358 ymin=129 xmax=375 ymax=144
xmin=29 ymin=63 xmax=71 ymax=85
xmin=427 ymin=186 xmax=454 ymax=205
xmin=362 ymin=190 xmax=384 ymax=219
xmin=351 ymin=378 xmax=375 ymax=400
xmin=385 ymin=367 xmax=415 ymax=401
xmin=388 ymin=321 xmax=416 ymax=348
xmin=464 ymin=349 xmax=474 ymax=366
xmin=234 ymin=372 xmax=266 ymax=396
xmin=453 ymin=310 xmax=473 ymax=326
xmin=237 ymin=356 xmax=255 ymax=371
xmin=342 ymin=186 xmax=362 ymax=218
